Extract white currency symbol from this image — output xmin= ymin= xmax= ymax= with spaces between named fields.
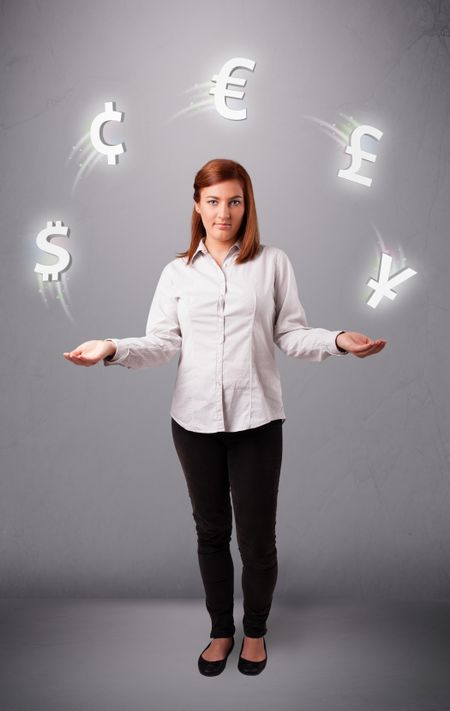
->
xmin=366 ymin=252 xmax=417 ymax=308
xmin=209 ymin=57 xmax=256 ymax=120
xmin=90 ymin=101 xmax=125 ymax=165
xmin=34 ymin=221 xmax=71 ymax=282
xmin=338 ymin=124 xmax=383 ymax=187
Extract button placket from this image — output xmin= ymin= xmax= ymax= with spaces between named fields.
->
xmin=212 ymin=258 xmax=226 ymax=428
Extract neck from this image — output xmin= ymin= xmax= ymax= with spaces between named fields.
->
xmin=204 ymin=235 xmax=237 ymax=256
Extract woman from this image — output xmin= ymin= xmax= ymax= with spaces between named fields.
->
xmin=64 ymin=158 xmax=386 ymax=677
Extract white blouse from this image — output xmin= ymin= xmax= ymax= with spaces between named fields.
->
xmin=103 ymin=237 xmax=348 ymax=432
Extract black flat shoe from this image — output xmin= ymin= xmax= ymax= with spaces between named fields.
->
xmin=198 ymin=637 xmax=235 ymax=676
xmin=237 ymin=637 xmax=267 ymax=675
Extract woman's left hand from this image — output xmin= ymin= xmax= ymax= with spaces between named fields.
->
xmin=336 ymin=331 xmax=386 ymax=358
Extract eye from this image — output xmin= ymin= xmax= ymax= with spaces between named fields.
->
xmin=206 ymin=199 xmax=242 ymax=206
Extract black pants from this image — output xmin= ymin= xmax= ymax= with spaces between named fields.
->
xmin=171 ymin=417 xmax=283 ymax=639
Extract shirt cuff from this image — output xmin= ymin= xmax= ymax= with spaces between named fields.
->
xmin=102 ymin=338 xmax=129 ymax=366
xmin=330 ymin=330 xmax=349 ymax=355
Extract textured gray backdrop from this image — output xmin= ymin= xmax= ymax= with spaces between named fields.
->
xmin=1 ymin=0 xmax=449 ymax=599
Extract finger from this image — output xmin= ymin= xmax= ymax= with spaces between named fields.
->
xmin=368 ymin=342 xmax=386 ymax=355
xmin=358 ymin=339 xmax=386 ymax=353
xmin=368 ymin=341 xmax=386 ymax=352
xmin=356 ymin=342 xmax=385 ymax=357
xmin=351 ymin=341 xmax=376 ymax=352
xmin=352 ymin=344 xmax=376 ymax=356
xmin=353 ymin=344 xmax=378 ymax=357
xmin=65 ymin=354 xmax=92 ymax=366
xmin=68 ymin=356 xmax=86 ymax=365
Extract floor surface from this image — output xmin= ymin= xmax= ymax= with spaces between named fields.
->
xmin=1 ymin=598 xmax=450 ymax=711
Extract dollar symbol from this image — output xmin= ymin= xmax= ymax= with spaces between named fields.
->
xmin=338 ymin=124 xmax=383 ymax=187
xmin=34 ymin=221 xmax=71 ymax=282
xmin=90 ymin=100 xmax=125 ymax=165
xmin=209 ymin=57 xmax=256 ymax=120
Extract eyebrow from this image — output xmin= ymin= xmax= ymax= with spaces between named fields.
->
xmin=205 ymin=194 xmax=243 ymax=199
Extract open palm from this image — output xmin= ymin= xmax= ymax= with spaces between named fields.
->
xmin=337 ymin=331 xmax=386 ymax=358
xmin=63 ymin=340 xmax=112 ymax=367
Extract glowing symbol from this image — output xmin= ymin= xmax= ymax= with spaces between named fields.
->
xmin=209 ymin=57 xmax=256 ymax=120
xmin=90 ymin=101 xmax=125 ymax=165
xmin=34 ymin=221 xmax=71 ymax=282
xmin=366 ymin=252 xmax=417 ymax=308
xmin=338 ymin=124 xmax=383 ymax=187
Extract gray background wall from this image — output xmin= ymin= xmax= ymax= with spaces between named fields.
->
xmin=1 ymin=0 xmax=449 ymax=599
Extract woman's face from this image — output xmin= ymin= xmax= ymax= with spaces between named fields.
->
xmin=194 ymin=179 xmax=246 ymax=246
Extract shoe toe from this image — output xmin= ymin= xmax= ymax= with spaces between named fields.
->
xmin=237 ymin=638 xmax=267 ymax=675
xmin=198 ymin=638 xmax=234 ymax=676
xmin=238 ymin=658 xmax=267 ymax=674
xmin=198 ymin=658 xmax=225 ymax=675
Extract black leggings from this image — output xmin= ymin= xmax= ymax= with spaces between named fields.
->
xmin=171 ymin=417 xmax=283 ymax=639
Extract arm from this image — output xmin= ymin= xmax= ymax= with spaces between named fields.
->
xmin=103 ymin=263 xmax=182 ymax=369
xmin=273 ymin=249 xmax=348 ymax=362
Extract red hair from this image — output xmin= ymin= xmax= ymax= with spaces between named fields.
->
xmin=176 ymin=158 xmax=261 ymax=265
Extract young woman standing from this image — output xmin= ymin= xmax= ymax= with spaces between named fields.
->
xmin=64 ymin=158 xmax=386 ymax=676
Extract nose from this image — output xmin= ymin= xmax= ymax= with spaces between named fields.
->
xmin=218 ymin=203 xmax=231 ymax=219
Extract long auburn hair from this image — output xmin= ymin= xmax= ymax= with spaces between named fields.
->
xmin=176 ymin=158 xmax=261 ymax=265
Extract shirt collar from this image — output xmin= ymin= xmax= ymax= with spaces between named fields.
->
xmin=192 ymin=236 xmax=242 ymax=261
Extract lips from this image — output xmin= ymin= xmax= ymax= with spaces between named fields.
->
xmin=216 ymin=223 xmax=231 ymax=226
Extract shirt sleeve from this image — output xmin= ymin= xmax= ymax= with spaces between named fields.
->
xmin=102 ymin=263 xmax=182 ymax=369
xmin=273 ymin=249 xmax=348 ymax=362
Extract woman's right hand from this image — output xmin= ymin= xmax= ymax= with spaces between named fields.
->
xmin=63 ymin=340 xmax=116 ymax=366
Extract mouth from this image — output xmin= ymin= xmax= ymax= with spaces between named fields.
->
xmin=216 ymin=223 xmax=231 ymax=227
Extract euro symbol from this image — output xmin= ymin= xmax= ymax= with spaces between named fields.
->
xmin=366 ymin=252 xmax=417 ymax=308
xmin=338 ymin=124 xmax=383 ymax=187
xmin=209 ymin=57 xmax=256 ymax=120
xmin=90 ymin=101 xmax=125 ymax=165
